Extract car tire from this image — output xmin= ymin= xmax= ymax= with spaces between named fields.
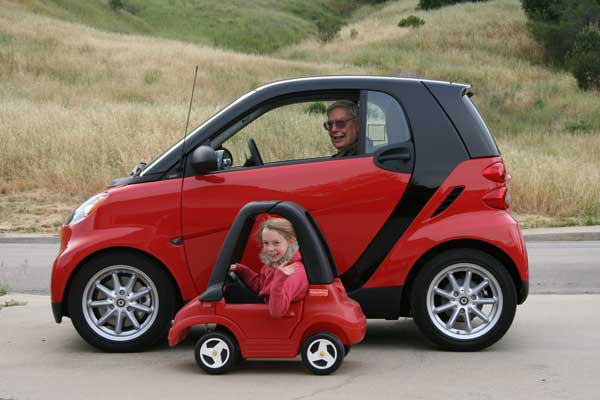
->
xmin=411 ymin=248 xmax=517 ymax=351
xmin=195 ymin=331 xmax=240 ymax=374
xmin=301 ymin=333 xmax=345 ymax=375
xmin=68 ymin=251 xmax=176 ymax=352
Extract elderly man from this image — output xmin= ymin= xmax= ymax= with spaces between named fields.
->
xmin=323 ymin=100 xmax=359 ymax=157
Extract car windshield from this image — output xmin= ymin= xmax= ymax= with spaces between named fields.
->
xmin=140 ymin=89 xmax=257 ymax=176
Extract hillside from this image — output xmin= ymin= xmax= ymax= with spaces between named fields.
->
xmin=11 ymin=0 xmax=373 ymax=53
xmin=0 ymin=0 xmax=599 ymax=232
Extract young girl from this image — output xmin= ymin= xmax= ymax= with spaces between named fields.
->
xmin=230 ymin=217 xmax=308 ymax=318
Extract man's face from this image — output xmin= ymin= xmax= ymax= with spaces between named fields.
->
xmin=326 ymin=107 xmax=358 ymax=151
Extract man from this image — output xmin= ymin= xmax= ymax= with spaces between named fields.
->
xmin=324 ymin=100 xmax=359 ymax=157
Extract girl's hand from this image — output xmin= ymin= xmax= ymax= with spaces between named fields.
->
xmin=279 ymin=262 xmax=298 ymax=276
xmin=229 ymin=263 xmax=238 ymax=271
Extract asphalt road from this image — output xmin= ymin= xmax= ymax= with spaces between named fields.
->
xmin=1 ymin=294 xmax=599 ymax=400
xmin=1 ymin=241 xmax=599 ymax=294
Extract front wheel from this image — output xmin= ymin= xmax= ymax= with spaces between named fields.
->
xmin=195 ymin=331 xmax=240 ymax=374
xmin=301 ymin=333 xmax=345 ymax=375
xmin=411 ymin=249 xmax=517 ymax=351
xmin=68 ymin=251 xmax=176 ymax=352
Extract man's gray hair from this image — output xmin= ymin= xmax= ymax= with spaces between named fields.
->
xmin=326 ymin=100 xmax=359 ymax=119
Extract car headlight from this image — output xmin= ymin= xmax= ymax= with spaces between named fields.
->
xmin=66 ymin=192 xmax=109 ymax=226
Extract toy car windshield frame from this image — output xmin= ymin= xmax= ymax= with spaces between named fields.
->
xmin=199 ymin=200 xmax=338 ymax=302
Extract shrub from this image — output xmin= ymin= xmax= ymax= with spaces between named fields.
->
xmin=315 ymin=19 xmax=342 ymax=43
xmin=305 ymin=102 xmax=327 ymax=115
xmin=350 ymin=28 xmax=359 ymax=40
xmin=567 ymin=24 xmax=600 ymax=90
xmin=521 ymin=0 xmax=563 ymax=21
xmin=418 ymin=0 xmax=488 ymax=10
xmin=398 ymin=15 xmax=425 ymax=27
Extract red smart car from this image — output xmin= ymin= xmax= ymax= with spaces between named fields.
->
xmin=51 ymin=76 xmax=529 ymax=353
xmin=168 ymin=201 xmax=366 ymax=374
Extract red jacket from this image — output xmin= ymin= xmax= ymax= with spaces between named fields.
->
xmin=234 ymin=251 xmax=308 ymax=318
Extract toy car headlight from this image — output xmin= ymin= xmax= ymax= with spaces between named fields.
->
xmin=66 ymin=192 xmax=108 ymax=226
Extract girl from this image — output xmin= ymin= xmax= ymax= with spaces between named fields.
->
xmin=230 ymin=217 xmax=308 ymax=318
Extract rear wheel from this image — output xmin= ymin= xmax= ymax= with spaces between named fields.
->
xmin=411 ymin=249 xmax=517 ymax=351
xmin=68 ymin=251 xmax=176 ymax=352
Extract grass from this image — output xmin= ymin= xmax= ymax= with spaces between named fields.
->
xmin=0 ymin=0 xmax=599 ymax=232
xmin=10 ymin=0 xmax=375 ymax=54
xmin=0 ymin=299 xmax=28 ymax=309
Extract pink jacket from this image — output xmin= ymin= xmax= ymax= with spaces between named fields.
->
xmin=233 ymin=251 xmax=308 ymax=318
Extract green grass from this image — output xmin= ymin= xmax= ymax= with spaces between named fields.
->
xmin=15 ymin=0 xmax=377 ymax=53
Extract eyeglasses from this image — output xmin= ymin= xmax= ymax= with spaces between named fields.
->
xmin=323 ymin=117 xmax=355 ymax=131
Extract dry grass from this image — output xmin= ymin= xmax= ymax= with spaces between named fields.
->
xmin=0 ymin=0 xmax=599 ymax=231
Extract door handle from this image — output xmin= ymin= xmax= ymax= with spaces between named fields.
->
xmin=377 ymin=149 xmax=411 ymax=162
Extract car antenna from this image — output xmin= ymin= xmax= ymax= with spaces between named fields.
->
xmin=179 ymin=65 xmax=199 ymax=176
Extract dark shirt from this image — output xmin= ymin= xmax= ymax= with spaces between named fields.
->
xmin=332 ymin=141 xmax=358 ymax=158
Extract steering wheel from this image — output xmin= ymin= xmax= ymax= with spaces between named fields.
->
xmin=246 ymin=138 xmax=264 ymax=167
xmin=226 ymin=270 xmax=251 ymax=292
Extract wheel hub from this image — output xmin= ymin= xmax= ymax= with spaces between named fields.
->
xmin=82 ymin=265 xmax=159 ymax=341
xmin=426 ymin=263 xmax=503 ymax=340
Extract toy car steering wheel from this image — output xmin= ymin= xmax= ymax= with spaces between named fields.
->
xmin=227 ymin=270 xmax=251 ymax=292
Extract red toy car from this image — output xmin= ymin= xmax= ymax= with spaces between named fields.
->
xmin=51 ymin=76 xmax=528 ymax=353
xmin=168 ymin=201 xmax=366 ymax=374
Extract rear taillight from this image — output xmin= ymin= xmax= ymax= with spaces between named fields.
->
xmin=482 ymin=161 xmax=510 ymax=209
xmin=482 ymin=162 xmax=507 ymax=183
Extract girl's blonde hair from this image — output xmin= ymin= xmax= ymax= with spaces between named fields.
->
xmin=256 ymin=217 xmax=296 ymax=242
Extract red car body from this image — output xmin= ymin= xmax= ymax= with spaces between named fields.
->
xmin=51 ymin=76 xmax=528 ymax=352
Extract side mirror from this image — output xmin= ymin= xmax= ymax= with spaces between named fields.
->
xmin=191 ymin=146 xmax=218 ymax=174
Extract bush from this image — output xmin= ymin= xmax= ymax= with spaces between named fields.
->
xmin=315 ymin=19 xmax=342 ymax=43
xmin=305 ymin=102 xmax=327 ymax=115
xmin=398 ymin=15 xmax=425 ymax=27
xmin=568 ymin=25 xmax=600 ymax=90
xmin=522 ymin=0 xmax=600 ymax=90
xmin=418 ymin=0 xmax=488 ymax=10
xmin=521 ymin=0 xmax=563 ymax=21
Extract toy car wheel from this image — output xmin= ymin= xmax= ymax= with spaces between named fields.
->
xmin=195 ymin=331 xmax=240 ymax=374
xmin=411 ymin=249 xmax=517 ymax=351
xmin=301 ymin=333 xmax=344 ymax=375
xmin=344 ymin=345 xmax=351 ymax=357
xmin=68 ymin=251 xmax=176 ymax=352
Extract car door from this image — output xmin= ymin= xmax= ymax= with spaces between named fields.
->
xmin=181 ymin=90 xmax=414 ymax=292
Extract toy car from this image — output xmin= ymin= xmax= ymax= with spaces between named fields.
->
xmin=168 ymin=201 xmax=366 ymax=374
xmin=51 ymin=76 xmax=528 ymax=352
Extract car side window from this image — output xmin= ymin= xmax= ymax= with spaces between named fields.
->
xmin=365 ymin=91 xmax=411 ymax=154
xmin=222 ymin=102 xmax=334 ymax=168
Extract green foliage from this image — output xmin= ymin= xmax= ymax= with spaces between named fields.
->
xmin=398 ymin=15 xmax=425 ymax=28
xmin=419 ymin=0 xmax=488 ymax=10
xmin=108 ymin=0 xmax=138 ymax=14
xmin=143 ymin=69 xmax=161 ymax=85
xmin=315 ymin=18 xmax=343 ymax=43
xmin=521 ymin=0 xmax=563 ymax=21
xmin=521 ymin=0 xmax=600 ymax=90
xmin=568 ymin=25 xmax=600 ymax=90
xmin=305 ymin=101 xmax=327 ymax=115
xmin=25 ymin=0 xmax=379 ymax=54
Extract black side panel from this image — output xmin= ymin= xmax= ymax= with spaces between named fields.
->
xmin=341 ymin=81 xmax=469 ymax=292
xmin=349 ymin=286 xmax=403 ymax=319
xmin=424 ymin=82 xmax=500 ymax=158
